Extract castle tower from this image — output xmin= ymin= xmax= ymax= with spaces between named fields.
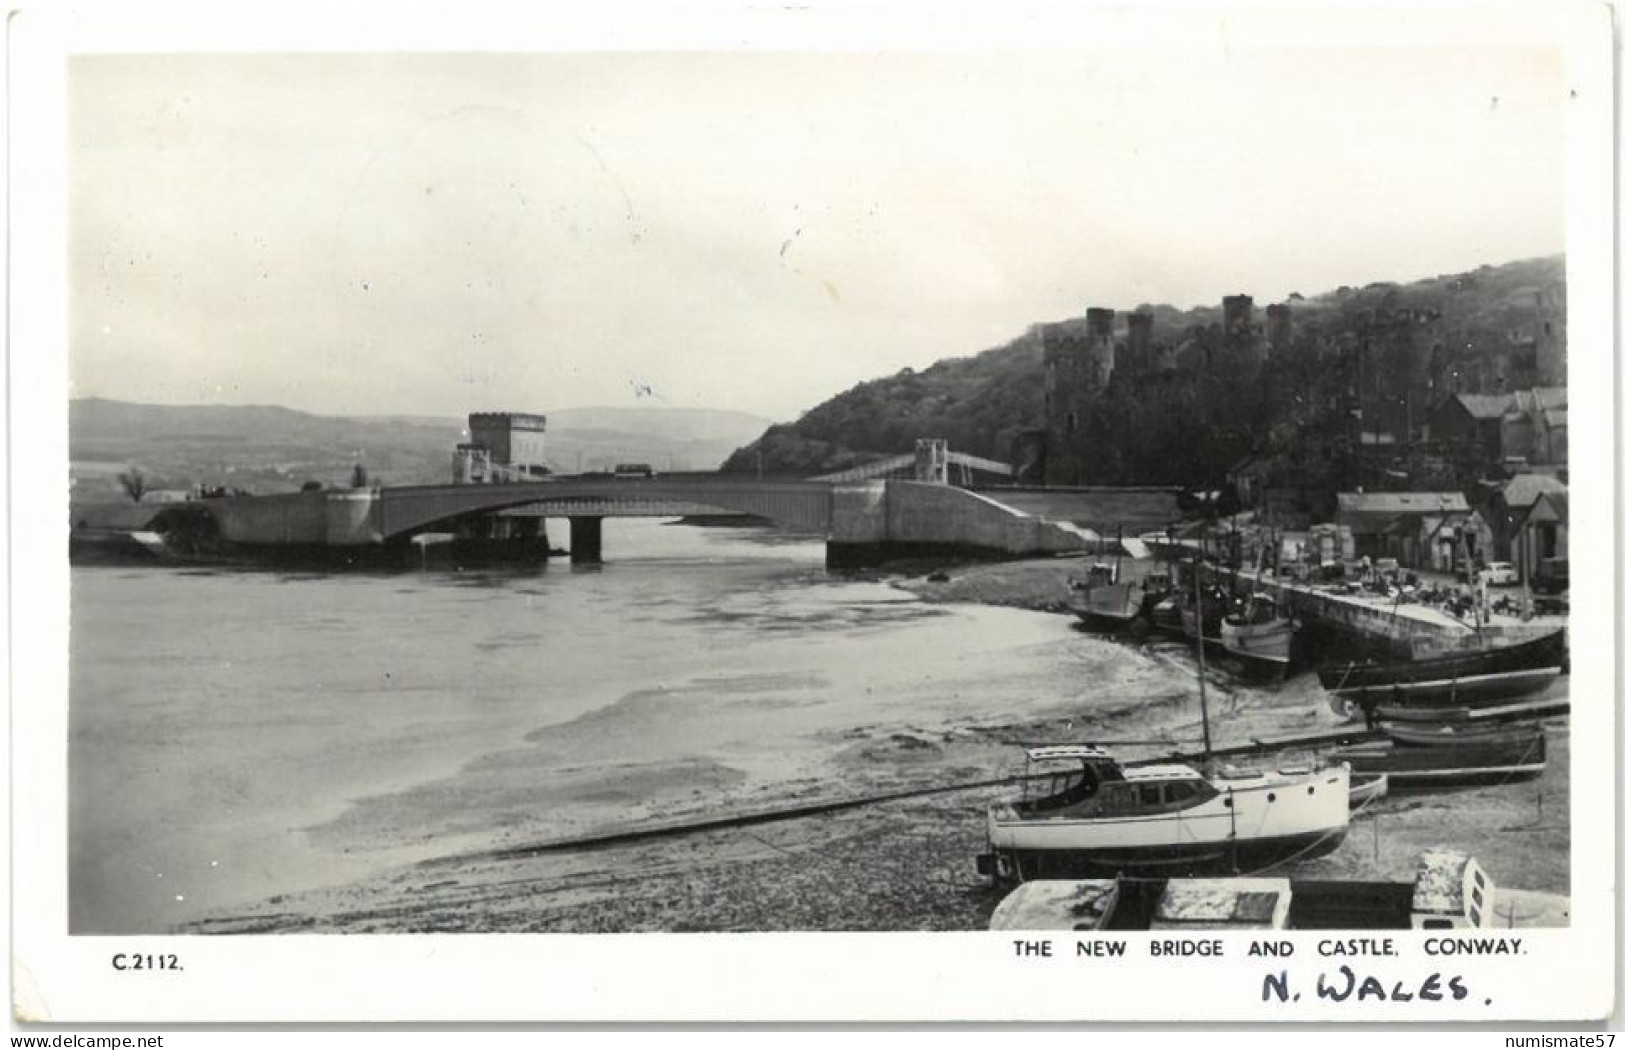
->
xmin=1221 ymin=294 xmax=1264 ymax=367
xmin=1222 ymin=295 xmax=1254 ymax=338
xmin=1126 ymin=311 xmax=1153 ymax=354
xmin=1534 ymin=281 xmax=1566 ymax=387
xmin=1084 ymin=307 xmax=1117 ymax=389
xmin=1265 ymin=303 xmax=1293 ymax=354
xmin=1042 ymin=311 xmax=1115 ymax=485
xmin=467 ymin=412 xmax=549 ymax=480
xmin=1115 ymin=310 xmax=1153 ymax=378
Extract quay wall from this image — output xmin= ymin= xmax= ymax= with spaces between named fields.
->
xmin=1211 ymin=565 xmax=1476 ymax=660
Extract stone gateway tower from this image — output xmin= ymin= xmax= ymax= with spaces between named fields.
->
xmin=455 ymin=412 xmax=550 ymax=482
xmin=1042 ymin=307 xmax=1116 ymax=485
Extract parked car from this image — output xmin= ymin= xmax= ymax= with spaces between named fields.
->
xmin=1481 ymin=561 xmax=1518 ymax=586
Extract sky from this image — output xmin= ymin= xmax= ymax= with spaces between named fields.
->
xmin=68 ymin=40 xmax=1567 ymax=423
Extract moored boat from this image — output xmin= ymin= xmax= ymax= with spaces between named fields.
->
xmin=975 ymin=744 xmax=1351 ymax=881
xmin=1373 ymin=694 xmax=1571 ymax=725
xmin=1070 ymin=566 xmax=1172 ymax=629
xmin=1327 ymin=728 xmax=1546 ymax=790
xmin=1381 ymin=720 xmax=1556 ymax=748
xmin=1220 ymin=592 xmax=1292 ymax=670
xmin=1069 ymin=582 xmax=1145 ymax=627
xmin=1317 ymin=629 xmax=1567 ymax=713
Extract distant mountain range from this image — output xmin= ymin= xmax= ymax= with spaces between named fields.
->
xmin=69 ymin=399 xmax=773 ymax=501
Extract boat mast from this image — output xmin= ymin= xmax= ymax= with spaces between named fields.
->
xmin=1194 ymin=555 xmax=1213 ymax=761
xmin=1468 ymin=545 xmax=1481 ymax=633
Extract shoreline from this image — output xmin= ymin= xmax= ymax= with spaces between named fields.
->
xmin=181 ymin=554 xmax=1570 ymax=934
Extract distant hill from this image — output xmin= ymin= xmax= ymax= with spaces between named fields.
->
xmin=723 ymin=255 xmax=1567 ymax=486
xmin=69 ymin=399 xmax=772 ymax=501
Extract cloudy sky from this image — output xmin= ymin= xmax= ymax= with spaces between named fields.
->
xmin=69 ymin=37 xmax=1567 ymax=422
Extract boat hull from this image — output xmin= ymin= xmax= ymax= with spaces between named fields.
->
xmin=1220 ymin=617 xmax=1292 ymax=667
xmin=1382 ymin=721 xmax=1553 ymax=747
xmin=984 ymin=828 xmax=1349 ymax=880
xmin=1070 ymin=589 xmax=1142 ymax=627
xmin=985 ymin=766 xmax=1351 ymax=878
xmin=1373 ymin=694 xmax=1570 ymax=724
xmin=1327 ymin=667 xmax=1562 ymax=707
xmin=1317 ymin=630 xmax=1567 ymax=706
xmin=1178 ymin=607 xmax=1224 ymax=646
xmin=1329 ymin=733 xmax=1546 ymax=790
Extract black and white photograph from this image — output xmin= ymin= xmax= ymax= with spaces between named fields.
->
xmin=9 ymin=0 xmax=1616 ymax=1025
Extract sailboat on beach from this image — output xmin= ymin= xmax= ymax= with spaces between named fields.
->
xmin=977 ymin=560 xmax=1351 ymax=882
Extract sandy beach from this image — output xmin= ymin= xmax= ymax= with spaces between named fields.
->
xmin=180 ymin=555 xmax=1570 ymax=934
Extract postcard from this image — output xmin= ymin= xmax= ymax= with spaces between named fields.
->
xmin=9 ymin=0 xmax=1615 ymax=1024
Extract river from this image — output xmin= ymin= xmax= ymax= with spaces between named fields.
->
xmin=70 ymin=520 xmax=1153 ymax=934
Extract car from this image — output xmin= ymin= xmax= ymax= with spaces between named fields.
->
xmin=1480 ymin=561 xmax=1519 ymax=586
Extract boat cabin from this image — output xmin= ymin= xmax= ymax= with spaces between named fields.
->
xmin=1014 ymin=747 xmax=1219 ymax=818
xmin=1073 ymin=563 xmax=1119 ymax=589
xmin=1229 ymin=592 xmax=1282 ymax=625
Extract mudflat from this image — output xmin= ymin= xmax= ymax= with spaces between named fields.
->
xmin=183 ymin=557 xmax=1569 ymax=934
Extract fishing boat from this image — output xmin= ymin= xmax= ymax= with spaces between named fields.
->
xmin=1327 ymin=728 xmax=1546 ymax=790
xmin=1069 ymin=563 xmax=1144 ymax=628
xmin=975 ymin=745 xmax=1351 ymax=881
xmin=1220 ymin=592 xmax=1293 ymax=670
xmin=1318 ymin=629 xmax=1567 ymax=715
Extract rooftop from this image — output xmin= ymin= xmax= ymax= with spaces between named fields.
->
xmin=1337 ymin=492 xmax=1468 ymax=514
xmin=1454 ymin=393 xmax=1515 ymax=420
xmin=1528 ymin=489 xmax=1569 ymax=523
xmin=1498 ymin=472 xmax=1566 ymax=508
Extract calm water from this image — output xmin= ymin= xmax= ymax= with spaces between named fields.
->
xmin=70 ymin=520 xmax=1139 ymax=933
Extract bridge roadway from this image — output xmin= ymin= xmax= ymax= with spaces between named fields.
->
xmin=199 ymin=474 xmax=837 ymax=549
xmin=169 ymin=474 xmax=1150 ymax=565
xmin=375 ymin=475 xmax=835 ymax=537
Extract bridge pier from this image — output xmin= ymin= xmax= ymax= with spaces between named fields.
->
xmin=569 ymin=516 xmax=603 ymax=564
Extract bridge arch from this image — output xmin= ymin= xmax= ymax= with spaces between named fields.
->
xmin=372 ymin=479 xmax=836 ymax=540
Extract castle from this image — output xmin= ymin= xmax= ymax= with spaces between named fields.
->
xmin=1038 ymin=277 xmax=1566 ymax=492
